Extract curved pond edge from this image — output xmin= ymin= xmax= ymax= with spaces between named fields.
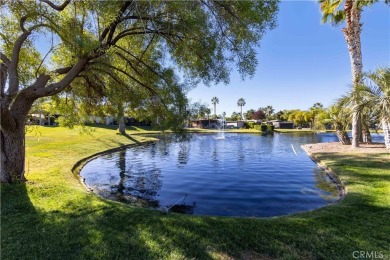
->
xmin=301 ymin=144 xmax=346 ymax=200
xmin=71 ymin=139 xmax=157 ymax=192
xmin=71 ymin=135 xmax=345 ymax=217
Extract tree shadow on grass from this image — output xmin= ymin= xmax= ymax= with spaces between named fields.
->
xmin=314 ymin=153 xmax=390 ymax=184
xmin=118 ymin=133 xmax=142 ymax=144
xmin=86 ymin=124 xmax=155 ymax=132
xmin=2 ymin=183 xmax=390 ymax=259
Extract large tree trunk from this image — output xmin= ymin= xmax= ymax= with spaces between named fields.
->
xmin=118 ymin=116 xmax=126 ymax=134
xmin=335 ymin=124 xmax=351 ymax=145
xmin=1 ymin=88 xmax=37 ymax=183
xmin=1 ymin=119 xmax=27 ymax=183
xmin=343 ymin=0 xmax=363 ymax=148
xmin=382 ymin=118 xmax=390 ymax=149
xmin=117 ymin=104 xmax=126 ymax=135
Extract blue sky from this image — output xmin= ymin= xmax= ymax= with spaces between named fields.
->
xmin=187 ymin=1 xmax=390 ymax=116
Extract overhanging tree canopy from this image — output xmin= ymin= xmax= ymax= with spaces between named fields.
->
xmin=0 ymin=0 xmax=278 ymax=183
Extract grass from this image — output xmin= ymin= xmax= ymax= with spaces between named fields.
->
xmin=1 ymin=126 xmax=389 ymax=259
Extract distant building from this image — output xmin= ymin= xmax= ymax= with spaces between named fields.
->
xmin=267 ymin=120 xmax=294 ymax=129
xmin=226 ymin=121 xmax=238 ymax=128
xmin=191 ymin=119 xmax=220 ymax=128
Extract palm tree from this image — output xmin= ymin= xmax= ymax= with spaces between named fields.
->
xmin=211 ymin=97 xmax=219 ymax=116
xmin=309 ymin=102 xmax=324 ymax=129
xmin=263 ymin=105 xmax=275 ymax=120
xmin=237 ymin=98 xmax=246 ymax=119
xmin=320 ymin=0 xmax=384 ymax=147
xmin=328 ymin=104 xmax=352 ymax=145
xmin=288 ymin=110 xmax=311 ymax=128
xmin=205 ymin=107 xmax=211 ymax=125
xmin=365 ymin=68 xmax=390 ymax=148
xmin=338 ymin=84 xmax=374 ymax=144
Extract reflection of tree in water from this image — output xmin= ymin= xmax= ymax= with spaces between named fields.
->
xmin=157 ymin=136 xmax=171 ymax=156
xmin=115 ymin=149 xmax=162 ymax=208
xmin=117 ymin=149 xmax=127 ymax=195
xmin=149 ymin=143 xmax=156 ymax=158
xmin=313 ymin=168 xmax=340 ymax=201
xmin=177 ymin=140 xmax=191 ymax=167
xmin=148 ymin=134 xmax=193 ymax=167
xmin=212 ymin=141 xmax=219 ymax=168
xmin=237 ymin=138 xmax=245 ymax=162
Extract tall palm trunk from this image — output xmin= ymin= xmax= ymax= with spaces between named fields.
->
xmin=382 ymin=118 xmax=390 ymax=149
xmin=343 ymin=0 xmax=363 ymax=148
xmin=214 ymin=104 xmax=216 ymax=116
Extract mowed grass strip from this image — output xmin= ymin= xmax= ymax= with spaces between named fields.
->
xmin=1 ymin=126 xmax=389 ymax=259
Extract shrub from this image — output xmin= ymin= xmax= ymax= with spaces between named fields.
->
xmin=245 ymin=122 xmax=255 ymax=129
xmin=254 ymin=124 xmax=262 ymax=131
xmin=254 ymin=124 xmax=267 ymax=131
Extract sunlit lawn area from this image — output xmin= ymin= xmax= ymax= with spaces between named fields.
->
xmin=1 ymin=126 xmax=389 ymax=259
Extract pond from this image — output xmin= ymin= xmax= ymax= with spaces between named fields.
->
xmin=80 ymin=132 xmax=384 ymax=217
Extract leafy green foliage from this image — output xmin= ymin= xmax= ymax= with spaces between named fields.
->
xmin=1 ymin=0 xmax=279 ymax=131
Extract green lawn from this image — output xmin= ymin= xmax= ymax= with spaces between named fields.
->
xmin=1 ymin=126 xmax=389 ymax=259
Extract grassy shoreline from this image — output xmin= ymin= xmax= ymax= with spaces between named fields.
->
xmin=1 ymin=126 xmax=389 ymax=259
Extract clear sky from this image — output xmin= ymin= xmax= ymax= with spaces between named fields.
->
xmin=187 ymin=1 xmax=390 ymax=116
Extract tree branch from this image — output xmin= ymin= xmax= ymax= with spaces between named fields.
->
xmin=35 ymin=45 xmax=56 ymax=78
xmin=112 ymin=29 xmax=182 ymax=46
xmin=1 ymin=63 xmax=8 ymax=97
xmin=99 ymin=0 xmax=133 ymax=43
xmin=52 ymin=66 xmax=73 ymax=75
xmin=89 ymin=62 xmax=162 ymax=102
xmin=39 ymin=0 xmax=71 ymax=11
xmin=114 ymin=45 xmax=171 ymax=87
xmin=21 ymin=58 xmax=89 ymax=100
xmin=8 ymin=23 xmax=49 ymax=97
xmin=114 ymin=52 xmax=142 ymax=77
xmin=0 ymin=52 xmax=10 ymax=65
xmin=137 ymin=34 xmax=155 ymax=66
xmin=39 ymin=58 xmax=90 ymax=97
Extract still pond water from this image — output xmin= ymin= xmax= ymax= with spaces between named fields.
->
xmin=80 ymin=132 xmax=384 ymax=217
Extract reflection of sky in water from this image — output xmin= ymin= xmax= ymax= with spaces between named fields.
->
xmin=81 ymin=133 xmax=384 ymax=217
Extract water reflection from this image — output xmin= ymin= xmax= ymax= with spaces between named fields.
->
xmin=114 ymin=149 xmax=162 ymax=208
xmin=81 ymin=133 xmax=384 ymax=217
xmin=313 ymin=168 xmax=341 ymax=201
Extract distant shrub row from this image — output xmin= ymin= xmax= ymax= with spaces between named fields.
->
xmin=245 ymin=123 xmax=274 ymax=132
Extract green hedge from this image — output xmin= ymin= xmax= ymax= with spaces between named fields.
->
xmin=245 ymin=122 xmax=255 ymax=129
xmin=253 ymin=124 xmax=274 ymax=132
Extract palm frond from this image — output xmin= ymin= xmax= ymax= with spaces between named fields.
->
xmin=320 ymin=0 xmax=345 ymax=24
